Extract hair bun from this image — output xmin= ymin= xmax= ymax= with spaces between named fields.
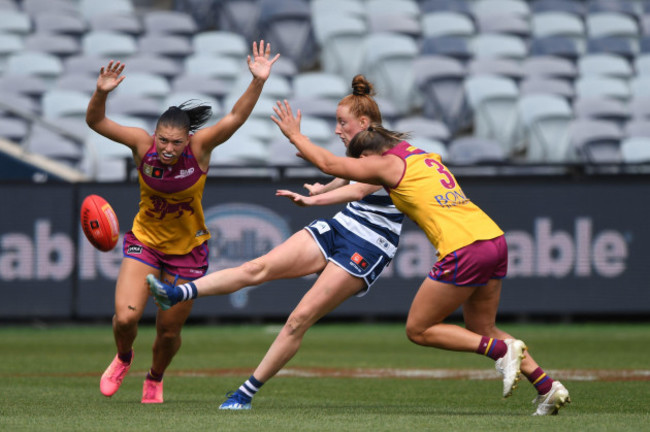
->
xmin=351 ymin=74 xmax=373 ymax=96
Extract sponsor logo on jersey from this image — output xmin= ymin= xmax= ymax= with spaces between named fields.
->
xmin=145 ymin=196 xmax=194 ymax=219
xmin=175 ymin=167 xmax=195 ymax=179
xmin=127 ymin=245 xmax=143 ymax=254
xmin=351 ymin=252 xmax=368 ymax=269
xmin=143 ymin=163 xmax=164 ymax=179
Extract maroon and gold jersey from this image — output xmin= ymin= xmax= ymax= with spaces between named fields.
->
xmin=384 ymin=141 xmax=503 ymax=259
xmin=131 ymin=140 xmax=210 ymax=255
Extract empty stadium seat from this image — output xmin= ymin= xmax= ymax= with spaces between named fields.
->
xmin=521 ymin=55 xmax=578 ymax=80
xmin=258 ymin=0 xmax=318 ymax=70
xmin=359 ymin=33 xmax=420 ymax=115
xmin=292 ymin=72 xmax=348 ymax=102
xmin=192 ymin=31 xmax=248 ymax=61
xmin=142 ymin=10 xmax=198 ymax=36
xmin=562 ymin=119 xmax=624 ymax=163
xmin=620 ymin=136 xmax=650 ymax=162
xmin=414 ymin=55 xmax=469 ymax=133
xmin=464 ymin=74 xmax=519 ymax=152
xmin=82 ymin=31 xmax=137 ymax=58
xmin=578 ymin=53 xmax=634 ymax=78
xmin=421 ymin=11 xmax=475 ymax=39
xmin=313 ymin=15 xmax=367 ymax=81
xmin=517 ymin=93 xmax=573 ymax=162
xmin=79 ymin=0 xmax=135 ymax=20
xmin=394 ymin=116 xmax=451 ymax=143
xmin=447 ymin=136 xmax=507 ymax=165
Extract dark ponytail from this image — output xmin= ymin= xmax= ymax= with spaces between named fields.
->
xmin=347 ymin=123 xmax=410 ymax=158
xmin=157 ymin=99 xmax=212 ymax=133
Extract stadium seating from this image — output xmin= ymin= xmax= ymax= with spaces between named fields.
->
xmin=563 ymin=118 xmax=624 ymax=163
xmin=142 ymin=10 xmax=198 ymax=36
xmin=81 ymin=31 xmax=137 ymax=58
xmin=314 ymin=15 xmax=367 ymax=81
xmin=23 ymin=33 xmax=81 ymax=58
xmin=413 ymin=55 xmax=469 ymax=133
xmin=476 ymin=14 xmax=530 ymax=38
xmin=359 ymin=33 xmax=420 ymax=115
xmin=621 ymin=136 xmax=650 ymax=162
xmin=521 ymin=55 xmax=578 ymax=80
xmin=447 ymin=136 xmax=507 ymax=165
xmin=394 ymin=116 xmax=451 ymax=143
xmin=519 ymin=77 xmax=575 ymax=100
xmin=33 ymin=13 xmax=87 ymax=37
xmin=516 ymin=93 xmax=573 ymax=162
xmin=2 ymin=0 xmax=650 ymax=179
xmin=292 ymin=72 xmax=348 ymax=102
xmin=464 ymin=75 xmax=519 ymax=153
xmin=192 ymin=31 xmax=248 ymax=61
xmin=420 ymin=11 xmax=475 ymax=39
xmin=258 ymin=0 xmax=318 ymax=70
xmin=78 ymin=0 xmax=135 ymax=21
xmin=5 ymin=51 xmax=64 ymax=87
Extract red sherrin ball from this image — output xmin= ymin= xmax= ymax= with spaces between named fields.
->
xmin=80 ymin=194 xmax=120 ymax=252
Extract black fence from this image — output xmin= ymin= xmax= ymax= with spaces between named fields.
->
xmin=1 ymin=174 xmax=648 ymax=321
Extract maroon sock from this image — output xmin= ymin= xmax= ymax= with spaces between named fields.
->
xmin=147 ymin=369 xmax=164 ymax=382
xmin=476 ymin=336 xmax=508 ymax=360
xmin=118 ymin=350 xmax=133 ymax=364
xmin=527 ymin=367 xmax=554 ymax=395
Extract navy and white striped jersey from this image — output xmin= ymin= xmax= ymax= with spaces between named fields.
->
xmin=331 ymin=186 xmax=404 ymax=258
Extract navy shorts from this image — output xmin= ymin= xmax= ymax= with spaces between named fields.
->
xmin=305 ymin=219 xmax=392 ymax=296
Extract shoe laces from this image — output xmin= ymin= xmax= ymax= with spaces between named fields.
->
xmin=225 ymin=390 xmax=251 ymax=404
xmin=106 ymin=359 xmax=130 ymax=381
xmin=143 ymin=379 xmax=161 ymax=398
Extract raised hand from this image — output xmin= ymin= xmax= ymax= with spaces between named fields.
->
xmin=96 ymin=60 xmax=126 ymax=93
xmin=247 ymin=40 xmax=280 ymax=81
xmin=271 ymin=99 xmax=302 ymax=141
xmin=303 ymin=182 xmax=327 ymax=196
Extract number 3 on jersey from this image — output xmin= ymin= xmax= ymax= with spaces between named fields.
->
xmin=425 ymin=158 xmax=456 ymax=189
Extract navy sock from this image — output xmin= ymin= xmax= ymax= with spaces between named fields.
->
xmin=237 ymin=375 xmax=264 ymax=400
xmin=118 ymin=349 xmax=133 ymax=364
xmin=175 ymin=281 xmax=198 ymax=301
xmin=146 ymin=369 xmax=164 ymax=382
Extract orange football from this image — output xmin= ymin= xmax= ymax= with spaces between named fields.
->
xmin=80 ymin=194 xmax=120 ymax=252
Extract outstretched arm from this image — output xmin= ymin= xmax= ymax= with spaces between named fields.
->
xmin=271 ymin=100 xmax=395 ymax=186
xmin=277 ymin=182 xmax=381 ymax=207
xmin=193 ymin=40 xmax=280 ymax=157
xmin=303 ymin=178 xmax=349 ymax=196
xmin=86 ymin=60 xmax=150 ymax=153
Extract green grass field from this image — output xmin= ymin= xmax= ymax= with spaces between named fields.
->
xmin=1 ymin=322 xmax=649 ymax=431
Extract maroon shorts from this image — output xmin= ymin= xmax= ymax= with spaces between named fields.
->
xmin=428 ymin=235 xmax=507 ymax=286
xmin=123 ymin=231 xmax=209 ymax=280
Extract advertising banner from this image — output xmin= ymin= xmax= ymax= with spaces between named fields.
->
xmin=1 ymin=176 xmax=648 ymax=320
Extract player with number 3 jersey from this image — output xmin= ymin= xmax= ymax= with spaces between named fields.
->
xmin=271 ymin=101 xmax=571 ymax=416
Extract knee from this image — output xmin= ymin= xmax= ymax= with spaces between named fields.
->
xmin=156 ymin=322 xmax=183 ymax=341
xmin=113 ymin=311 xmax=139 ymax=331
xmin=405 ymin=322 xmax=428 ymax=346
xmin=284 ymin=309 xmax=315 ymax=337
xmin=239 ymin=260 xmax=267 ymax=284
